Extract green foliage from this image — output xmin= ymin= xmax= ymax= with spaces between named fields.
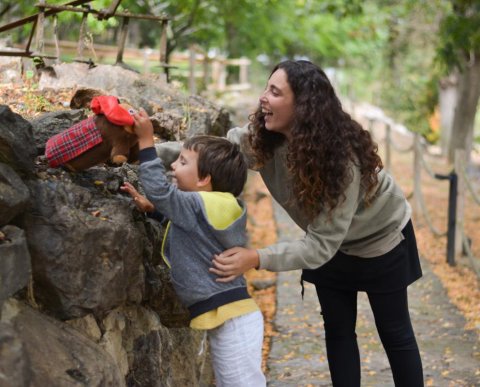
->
xmin=436 ymin=0 xmax=480 ymax=72
xmin=2 ymin=0 xmax=477 ymax=143
xmin=0 ymin=1 xmax=120 ymax=44
xmin=346 ymin=0 xmax=450 ymax=141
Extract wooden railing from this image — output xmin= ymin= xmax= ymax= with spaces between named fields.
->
xmin=352 ymin=106 xmax=480 ymax=276
xmin=38 ymin=40 xmax=251 ymax=94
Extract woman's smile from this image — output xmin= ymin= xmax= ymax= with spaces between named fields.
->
xmin=259 ymin=69 xmax=295 ymax=139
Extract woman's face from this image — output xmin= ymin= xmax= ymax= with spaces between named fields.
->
xmin=259 ymin=68 xmax=295 ymax=139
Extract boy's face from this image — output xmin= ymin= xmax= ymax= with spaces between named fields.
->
xmin=171 ymin=147 xmax=202 ymax=191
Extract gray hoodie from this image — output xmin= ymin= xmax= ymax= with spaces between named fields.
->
xmin=138 ymin=147 xmax=250 ymax=318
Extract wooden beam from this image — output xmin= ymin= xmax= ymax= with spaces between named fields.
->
xmin=0 ymin=0 xmax=92 ymax=33
xmin=34 ymin=4 xmax=170 ymax=21
xmin=97 ymin=0 xmax=122 ymax=20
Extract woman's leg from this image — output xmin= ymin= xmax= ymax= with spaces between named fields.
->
xmin=315 ymin=285 xmax=361 ymax=387
xmin=367 ymin=289 xmax=424 ymax=387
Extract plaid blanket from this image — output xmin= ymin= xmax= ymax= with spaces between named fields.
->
xmin=45 ymin=116 xmax=103 ymax=167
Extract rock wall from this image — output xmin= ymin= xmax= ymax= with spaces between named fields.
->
xmin=0 ymin=65 xmax=230 ymax=386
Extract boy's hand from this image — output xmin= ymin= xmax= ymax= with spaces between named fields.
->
xmin=120 ymin=182 xmax=155 ymax=213
xmin=133 ymin=108 xmax=155 ymax=149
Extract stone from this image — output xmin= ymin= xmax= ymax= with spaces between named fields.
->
xmin=0 ymin=321 xmax=31 ymax=387
xmin=29 ymin=109 xmax=87 ymax=155
xmin=250 ymin=278 xmax=276 ymax=290
xmin=23 ymin=174 xmax=145 ymax=319
xmin=66 ymin=314 xmax=102 ymax=341
xmin=0 ymin=105 xmax=37 ymax=176
xmin=0 ymin=163 xmax=30 ymax=226
xmin=1 ymin=299 xmax=125 ymax=386
xmin=38 ymin=63 xmax=231 ymax=139
xmin=0 ymin=226 xmax=31 ymax=309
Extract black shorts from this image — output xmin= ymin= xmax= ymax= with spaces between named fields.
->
xmin=301 ymin=220 xmax=423 ymax=293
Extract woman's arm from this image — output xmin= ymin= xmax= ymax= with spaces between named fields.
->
xmin=210 ymin=247 xmax=260 ymax=282
xmin=211 ymin=166 xmax=362 ymax=280
xmin=227 ymin=125 xmax=257 ymax=169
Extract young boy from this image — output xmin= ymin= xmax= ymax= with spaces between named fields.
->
xmin=121 ymin=109 xmax=266 ymax=387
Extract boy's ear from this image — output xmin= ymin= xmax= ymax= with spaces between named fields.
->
xmin=196 ymin=174 xmax=212 ymax=188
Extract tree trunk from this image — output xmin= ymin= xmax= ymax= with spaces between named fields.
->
xmin=448 ymin=54 xmax=480 ymax=163
xmin=439 ymin=72 xmax=458 ymax=156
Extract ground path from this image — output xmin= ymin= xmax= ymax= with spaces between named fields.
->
xmin=265 ymin=200 xmax=480 ymax=386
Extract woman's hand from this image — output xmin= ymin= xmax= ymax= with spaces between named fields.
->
xmin=210 ymin=247 xmax=260 ymax=282
xmin=120 ymin=182 xmax=155 ymax=212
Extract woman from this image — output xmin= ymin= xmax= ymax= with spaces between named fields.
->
xmin=210 ymin=60 xmax=424 ymax=386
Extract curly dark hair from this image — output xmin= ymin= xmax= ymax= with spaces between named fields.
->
xmin=249 ymin=60 xmax=383 ymax=220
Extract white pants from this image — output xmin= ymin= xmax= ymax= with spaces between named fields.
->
xmin=208 ymin=311 xmax=266 ymax=387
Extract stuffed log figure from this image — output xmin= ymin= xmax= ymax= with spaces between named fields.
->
xmin=45 ymin=96 xmax=140 ymax=171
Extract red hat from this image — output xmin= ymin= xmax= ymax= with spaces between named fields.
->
xmin=90 ymin=96 xmax=135 ymax=126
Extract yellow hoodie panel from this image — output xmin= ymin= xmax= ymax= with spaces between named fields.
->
xmin=198 ymin=191 xmax=243 ymax=229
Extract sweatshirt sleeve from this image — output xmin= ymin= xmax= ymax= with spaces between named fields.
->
xmin=226 ymin=125 xmax=257 ymax=169
xmin=257 ymin=166 xmax=362 ymax=272
xmin=138 ymin=147 xmax=202 ymax=230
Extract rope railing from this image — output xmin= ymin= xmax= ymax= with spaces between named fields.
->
xmin=459 ymin=158 xmax=480 ymax=205
xmin=364 ymin=113 xmax=449 ymax=236
xmin=417 ymin=142 xmax=441 ymax=180
xmin=413 ymin=136 xmax=448 ymax=237
xmin=355 ymin=106 xmax=479 ymax=274
xmin=463 ymin=235 xmax=480 ymax=277
xmin=456 ymin=153 xmax=480 ymax=276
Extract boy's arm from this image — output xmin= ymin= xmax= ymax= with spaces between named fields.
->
xmin=120 ymin=181 xmax=154 ymax=212
xmin=132 ymin=110 xmax=202 ymax=229
xmin=154 ymin=125 xmax=251 ymax=168
xmin=133 ymin=109 xmax=155 ymax=150
xmin=120 ymin=181 xmax=167 ymax=223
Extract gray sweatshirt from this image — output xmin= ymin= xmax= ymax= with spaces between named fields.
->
xmin=138 ymin=147 xmax=250 ymax=318
xmin=227 ymin=126 xmax=411 ymax=272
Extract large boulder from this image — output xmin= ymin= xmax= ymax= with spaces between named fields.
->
xmin=0 ymin=68 xmax=223 ymax=385
xmin=23 ymin=167 xmax=145 ymax=319
xmin=0 ymin=105 xmax=37 ymax=176
xmin=39 ymin=63 xmax=232 ymax=139
xmin=0 ymin=163 xmax=30 ymax=226
xmin=1 ymin=299 xmax=125 ymax=386
xmin=0 ymin=226 xmax=31 ymax=310
xmin=29 ymin=109 xmax=87 ymax=155
xmin=0 ymin=321 xmax=31 ymax=387
xmin=98 ymin=305 xmax=211 ymax=386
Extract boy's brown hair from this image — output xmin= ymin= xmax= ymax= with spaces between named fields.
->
xmin=183 ymin=135 xmax=247 ymax=197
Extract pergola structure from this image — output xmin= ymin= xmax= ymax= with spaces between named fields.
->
xmin=0 ymin=0 xmax=170 ymax=70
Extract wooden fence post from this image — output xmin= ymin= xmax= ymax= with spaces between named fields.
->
xmin=454 ymin=149 xmax=466 ymax=260
xmin=385 ymin=123 xmax=391 ymax=172
xmin=35 ymin=0 xmax=46 ymax=55
xmin=116 ymin=16 xmax=129 ymax=65
xmin=77 ymin=7 xmax=89 ymax=60
xmin=239 ymin=57 xmax=248 ymax=84
xmin=202 ymin=54 xmax=209 ymax=92
xmin=217 ymin=59 xmax=226 ymax=91
xmin=412 ymin=133 xmax=422 ymax=217
xmin=159 ymin=19 xmax=168 ymax=65
xmin=143 ymin=48 xmax=152 ymax=74
xmin=189 ymin=46 xmax=197 ymax=95
xmin=210 ymin=58 xmax=226 ymax=92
